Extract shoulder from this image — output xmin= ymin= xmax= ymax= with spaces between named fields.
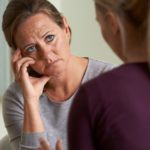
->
xmin=2 ymin=82 xmax=24 ymax=125
xmin=78 ymin=62 xmax=150 ymax=117
xmin=83 ymin=64 xmax=124 ymax=90
xmin=88 ymin=57 xmax=117 ymax=72
xmin=84 ymin=57 xmax=117 ymax=82
xmin=3 ymin=81 xmax=21 ymax=97
xmin=82 ymin=63 xmax=145 ymax=99
xmin=77 ymin=65 xmax=127 ymax=115
xmin=2 ymin=81 xmax=23 ymax=106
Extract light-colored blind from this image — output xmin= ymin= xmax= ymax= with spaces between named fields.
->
xmin=0 ymin=0 xmax=11 ymax=99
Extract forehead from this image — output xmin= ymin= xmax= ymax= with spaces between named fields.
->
xmin=15 ymin=12 xmax=59 ymax=39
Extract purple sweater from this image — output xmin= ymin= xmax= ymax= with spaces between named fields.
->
xmin=68 ymin=62 xmax=150 ymax=150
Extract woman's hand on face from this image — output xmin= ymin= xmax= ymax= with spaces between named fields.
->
xmin=11 ymin=48 xmax=51 ymax=104
xmin=37 ymin=137 xmax=63 ymax=150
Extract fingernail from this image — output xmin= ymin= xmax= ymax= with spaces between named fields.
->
xmin=58 ymin=139 xmax=62 ymax=146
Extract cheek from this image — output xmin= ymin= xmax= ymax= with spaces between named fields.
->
xmin=31 ymin=61 xmax=43 ymax=74
xmin=29 ymin=54 xmax=44 ymax=73
xmin=98 ymin=20 xmax=109 ymax=44
xmin=21 ymin=52 xmax=41 ymax=72
xmin=22 ymin=50 xmax=38 ymax=60
xmin=101 ymin=29 xmax=107 ymax=42
xmin=54 ymin=35 xmax=70 ymax=56
xmin=100 ymin=24 xmax=109 ymax=44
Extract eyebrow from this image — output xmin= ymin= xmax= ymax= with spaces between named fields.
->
xmin=22 ymin=30 xmax=53 ymax=50
xmin=41 ymin=30 xmax=53 ymax=39
xmin=23 ymin=43 xmax=34 ymax=50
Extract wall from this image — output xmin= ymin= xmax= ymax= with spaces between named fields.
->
xmin=49 ymin=0 xmax=61 ymax=12
xmin=49 ymin=0 xmax=122 ymax=65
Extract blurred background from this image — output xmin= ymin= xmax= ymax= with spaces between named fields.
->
xmin=0 ymin=0 xmax=122 ymax=139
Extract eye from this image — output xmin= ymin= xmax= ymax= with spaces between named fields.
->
xmin=46 ymin=35 xmax=54 ymax=42
xmin=26 ymin=46 xmax=35 ymax=53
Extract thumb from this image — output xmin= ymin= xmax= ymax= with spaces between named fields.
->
xmin=40 ymin=76 xmax=51 ymax=85
xmin=56 ymin=139 xmax=63 ymax=150
xmin=38 ymin=137 xmax=52 ymax=150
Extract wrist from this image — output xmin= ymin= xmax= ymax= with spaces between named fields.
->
xmin=24 ymin=101 xmax=40 ymax=119
xmin=23 ymin=100 xmax=44 ymax=133
xmin=24 ymin=97 xmax=39 ymax=105
xmin=24 ymin=99 xmax=39 ymax=109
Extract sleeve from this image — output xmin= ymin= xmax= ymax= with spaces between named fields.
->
xmin=2 ymin=82 xmax=48 ymax=150
xmin=67 ymin=86 xmax=96 ymax=150
xmin=102 ymin=63 xmax=118 ymax=73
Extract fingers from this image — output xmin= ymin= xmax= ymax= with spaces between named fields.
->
xmin=11 ymin=48 xmax=22 ymax=71
xmin=39 ymin=76 xmax=52 ymax=85
xmin=16 ymin=58 xmax=35 ymax=75
xmin=11 ymin=47 xmax=35 ymax=81
xmin=56 ymin=139 xmax=63 ymax=150
xmin=39 ymin=137 xmax=52 ymax=150
xmin=37 ymin=138 xmax=63 ymax=150
xmin=16 ymin=57 xmax=35 ymax=73
xmin=19 ymin=60 xmax=35 ymax=79
xmin=37 ymin=147 xmax=43 ymax=150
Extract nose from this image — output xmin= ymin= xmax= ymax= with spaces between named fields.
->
xmin=40 ymin=45 xmax=53 ymax=61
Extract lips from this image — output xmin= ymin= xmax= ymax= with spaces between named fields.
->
xmin=46 ymin=60 xmax=59 ymax=68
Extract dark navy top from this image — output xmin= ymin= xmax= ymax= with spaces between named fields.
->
xmin=68 ymin=63 xmax=150 ymax=150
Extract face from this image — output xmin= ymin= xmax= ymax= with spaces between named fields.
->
xmin=14 ymin=12 xmax=70 ymax=76
xmin=95 ymin=6 xmax=124 ymax=61
xmin=95 ymin=9 xmax=109 ymax=44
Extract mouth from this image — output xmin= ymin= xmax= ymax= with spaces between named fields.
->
xmin=46 ymin=60 xmax=59 ymax=68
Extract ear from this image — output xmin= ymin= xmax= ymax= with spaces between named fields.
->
xmin=62 ymin=17 xmax=70 ymax=39
xmin=105 ymin=12 xmax=119 ymax=35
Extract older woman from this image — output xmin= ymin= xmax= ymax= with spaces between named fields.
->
xmin=1 ymin=0 xmax=115 ymax=150
xmin=38 ymin=0 xmax=150 ymax=150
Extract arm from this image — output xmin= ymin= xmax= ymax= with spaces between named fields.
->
xmin=67 ymin=86 xmax=96 ymax=150
xmin=2 ymin=48 xmax=51 ymax=150
xmin=2 ymin=82 xmax=24 ymax=150
xmin=2 ymin=82 xmax=48 ymax=150
xmin=23 ymin=102 xmax=44 ymax=133
xmin=11 ymin=49 xmax=50 ymax=134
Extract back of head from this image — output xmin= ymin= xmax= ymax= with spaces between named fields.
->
xmin=95 ymin=0 xmax=148 ymax=36
xmin=2 ymin=0 xmax=72 ymax=50
xmin=94 ymin=0 xmax=150 ymax=64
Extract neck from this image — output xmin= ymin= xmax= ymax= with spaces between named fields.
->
xmin=45 ymin=55 xmax=88 ymax=102
xmin=121 ymin=39 xmax=148 ymax=63
xmin=117 ymin=19 xmax=148 ymax=64
xmin=48 ymin=55 xmax=78 ymax=87
xmin=125 ymin=56 xmax=148 ymax=64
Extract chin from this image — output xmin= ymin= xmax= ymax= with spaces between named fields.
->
xmin=44 ymin=67 xmax=65 ymax=77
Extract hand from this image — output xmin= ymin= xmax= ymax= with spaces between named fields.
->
xmin=11 ymin=48 xmax=51 ymax=103
xmin=37 ymin=137 xmax=63 ymax=150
